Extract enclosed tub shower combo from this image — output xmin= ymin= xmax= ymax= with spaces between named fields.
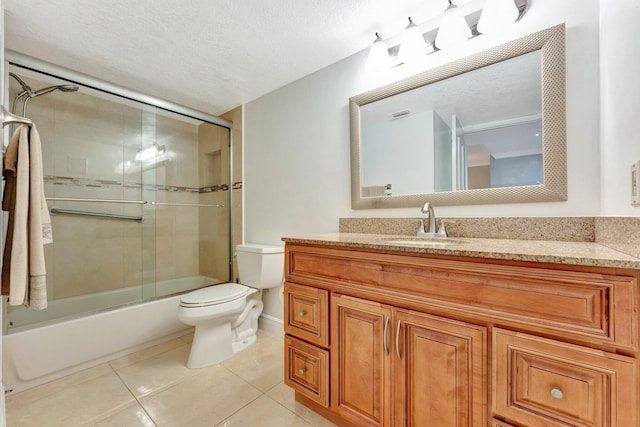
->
xmin=2 ymin=51 xmax=240 ymax=393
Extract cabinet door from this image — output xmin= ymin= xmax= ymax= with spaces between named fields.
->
xmin=331 ymin=294 xmax=392 ymax=427
xmin=394 ymin=309 xmax=487 ymax=427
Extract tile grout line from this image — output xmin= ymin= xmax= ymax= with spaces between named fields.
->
xmin=260 ymin=381 xmax=315 ymax=425
xmin=107 ymin=361 xmax=160 ymax=427
xmin=212 ymin=363 xmax=267 ymax=426
xmin=103 ymin=340 xmax=197 ymax=427
xmin=107 ymin=342 xmax=266 ymax=426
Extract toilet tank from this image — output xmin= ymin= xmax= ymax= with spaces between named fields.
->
xmin=236 ymin=243 xmax=284 ymax=289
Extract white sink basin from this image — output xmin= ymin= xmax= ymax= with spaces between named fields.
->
xmin=384 ymin=237 xmax=468 ymax=246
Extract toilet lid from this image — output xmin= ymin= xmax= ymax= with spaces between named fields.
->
xmin=180 ymin=283 xmax=249 ymax=307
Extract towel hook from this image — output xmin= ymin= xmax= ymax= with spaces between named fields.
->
xmin=1 ymin=105 xmax=32 ymax=127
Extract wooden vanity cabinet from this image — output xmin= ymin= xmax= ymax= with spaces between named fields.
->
xmin=283 ymin=243 xmax=640 ymax=427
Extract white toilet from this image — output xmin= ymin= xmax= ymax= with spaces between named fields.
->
xmin=178 ymin=243 xmax=284 ymax=368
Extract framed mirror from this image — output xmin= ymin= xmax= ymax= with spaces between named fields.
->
xmin=350 ymin=24 xmax=566 ymax=208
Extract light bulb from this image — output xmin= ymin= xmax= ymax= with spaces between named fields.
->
xmin=435 ymin=1 xmax=472 ymax=50
xmin=398 ymin=18 xmax=428 ymax=65
xmin=477 ymin=0 xmax=519 ymax=34
xmin=365 ymin=33 xmax=391 ymax=73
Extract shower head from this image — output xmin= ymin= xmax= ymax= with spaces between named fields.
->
xmin=30 ymin=84 xmax=79 ymax=97
xmin=9 ymin=73 xmax=80 ymax=118
xmin=22 ymin=84 xmax=80 ymax=116
xmin=58 ymin=85 xmax=80 ymax=92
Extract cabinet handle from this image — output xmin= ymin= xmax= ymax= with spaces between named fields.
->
xmin=395 ymin=320 xmax=402 ymax=360
xmin=550 ymin=387 xmax=564 ymax=400
xmin=298 ymin=310 xmax=306 ymax=317
xmin=383 ymin=316 xmax=390 ymax=355
xmin=299 ymin=368 xmax=306 ymax=375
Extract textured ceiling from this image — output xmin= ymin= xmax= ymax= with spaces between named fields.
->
xmin=3 ymin=0 xmax=481 ymax=116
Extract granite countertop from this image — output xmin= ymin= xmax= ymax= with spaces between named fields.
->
xmin=282 ymin=233 xmax=640 ymax=269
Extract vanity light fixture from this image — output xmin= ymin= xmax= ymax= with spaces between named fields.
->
xmin=477 ymin=0 xmax=520 ymax=34
xmin=365 ymin=0 xmax=526 ymax=72
xmin=365 ymin=32 xmax=392 ymax=73
xmin=434 ymin=0 xmax=472 ymax=50
xmin=398 ymin=17 xmax=429 ymax=65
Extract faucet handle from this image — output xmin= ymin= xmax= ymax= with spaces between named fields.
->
xmin=437 ymin=219 xmax=457 ymax=237
xmin=416 ymin=219 xmax=426 ymax=234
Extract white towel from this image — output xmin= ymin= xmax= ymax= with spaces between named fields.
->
xmin=27 ymin=125 xmax=52 ymax=309
xmin=2 ymin=124 xmax=52 ymax=309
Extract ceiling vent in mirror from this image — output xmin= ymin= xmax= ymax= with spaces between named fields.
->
xmin=391 ymin=109 xmax=411 ymax=119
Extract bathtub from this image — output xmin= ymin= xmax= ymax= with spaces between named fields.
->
xmin=3 ymin=276 xmax=219 ymax=394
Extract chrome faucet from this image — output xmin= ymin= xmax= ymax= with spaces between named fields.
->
xmin=416 ymin=202 xmax=446 ymax=237
xmin=418 ymin=202 xmax=437 ymax=236
xmin=417 ymin=202 xmax=455 ymax=238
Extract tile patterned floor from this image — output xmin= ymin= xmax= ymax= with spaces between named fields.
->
xmin=5 ymin=330 xmax=337 ymax=427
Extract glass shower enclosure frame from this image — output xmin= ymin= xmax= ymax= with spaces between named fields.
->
xmin=2 ymin=50 xmax=234 ymax=333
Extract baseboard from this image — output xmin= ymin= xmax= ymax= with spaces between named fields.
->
xmin=258 ymin=313 xmax=283 ymax=336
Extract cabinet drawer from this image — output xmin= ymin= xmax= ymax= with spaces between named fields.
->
xmin=492 ymin=420 xmax=515 ymax=427
xmin=493 ymin=328 xmax=638 ymax=427
xmin=284 ymin=335 xmax=329 ymax=407
xmin=285 ymin=282 xmax=328 ymax=347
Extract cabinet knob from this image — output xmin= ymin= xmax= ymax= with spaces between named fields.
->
xmin=298 ymin=368 xmax=306 ymax=375
xmin=550 ymin=387 xmax=564 ymax=400
xmin=298 ymin=310 xmax=306 ymax=317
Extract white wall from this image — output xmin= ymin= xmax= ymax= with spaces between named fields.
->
xmin=600 ymin=0 xmax=640 ymax=215
xmin=362 ymin=110 xmax=434 ymax=194
xmin=244 ymin=0 xmax=601 ymax=318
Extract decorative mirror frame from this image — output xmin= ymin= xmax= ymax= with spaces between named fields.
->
xmin=350 ymin=24 xmax=566 ymax=208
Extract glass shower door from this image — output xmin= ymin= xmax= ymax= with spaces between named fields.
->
xmin=4 ymin=64 xmax=232 ymax=332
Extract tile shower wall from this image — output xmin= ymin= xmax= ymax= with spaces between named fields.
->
xmin=9 ymin=74 xmax=233 ymax=305
xmin=152 ymin=114 xmax=201 ymax=283
xmin=198 ymin=121 xmax=231 ymax=282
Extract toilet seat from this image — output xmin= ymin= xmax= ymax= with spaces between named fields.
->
xmin=180 ymin=283 xmax=249 ymax=308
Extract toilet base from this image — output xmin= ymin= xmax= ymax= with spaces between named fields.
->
xmin=184 ymin=293 xmax=263 ymax=369
xmin=232 ymin=333 xmax=257 ymax=354
xmin=187 ymin=322 xmax=259 ymax=368
xmin=187 ymin=321 xmax=234 ymax=369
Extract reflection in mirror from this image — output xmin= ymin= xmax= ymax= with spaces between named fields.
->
xmin=351 ymin=24 xmax=566 ymax=208
xmin=361 ymin=51 xmax=542 ymax=195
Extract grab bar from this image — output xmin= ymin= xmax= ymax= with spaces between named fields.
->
xmin=49 ymin=207 xmax=144 ymax=222
xmin=45 ymin=198 xmax=223 ymax=207
xmin=151 ymin=202 xmax=224 ymax=207
xmin=46 ymin=197 xmax=147 ymax=204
